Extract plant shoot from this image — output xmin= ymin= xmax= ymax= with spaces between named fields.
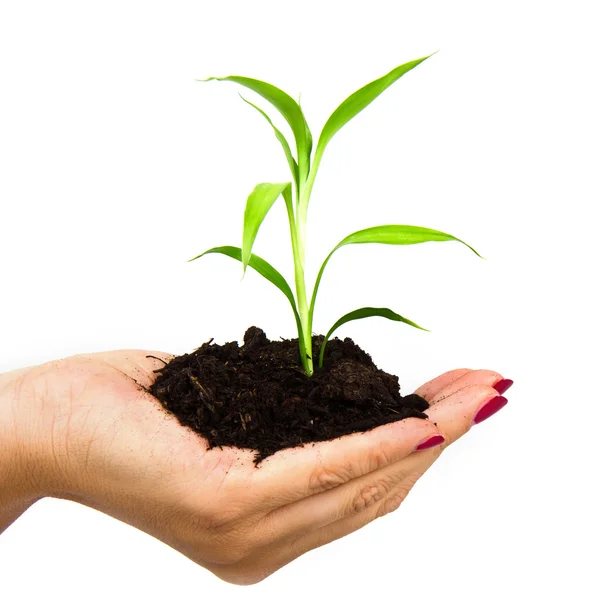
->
xmin=191 ymin=54 xmax=481 ymax=376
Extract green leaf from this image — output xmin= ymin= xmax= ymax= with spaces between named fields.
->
xmin=199 ymin=75 xmax=312 ymax=182
xmin=309 ymin=224 xmax=481 ymax=327
xmin=239 ymin=95 xmax=299 ymax=189
xmin=318 ymin=307 xmax=428 ymax=368
xmin=335 ymin=224 xmax=481 ymax=256
xmin=298 ymin=98 xmax=313 ymax=168
xmin=315 ymin=54 xmax=435 ymax=159
xmin=188 ymin=245 xmax=309 ymax=371
xmin=298 ymin=54 xmax=435 ymax=221
xmin=242 ymin=182 xmax=291 ymax=272
xmin=189 ymin=244 xmax=297 ymax=313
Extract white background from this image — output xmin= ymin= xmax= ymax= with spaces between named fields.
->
xmin=1 ymin=0 xmax=599 ymax=598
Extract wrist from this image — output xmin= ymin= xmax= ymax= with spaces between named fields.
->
xmin=0 ymin=364 xmax=68 ymax=505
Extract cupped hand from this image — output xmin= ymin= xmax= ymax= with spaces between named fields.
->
xmin=7 ymin=351 xmax=509 ymax=585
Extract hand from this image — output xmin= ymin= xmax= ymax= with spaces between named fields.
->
xmin=0 ymin=351 xmax=509 ymax=585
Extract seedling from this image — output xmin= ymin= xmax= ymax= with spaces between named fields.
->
xmin=191 ymin=54 xmax=481 ymax=376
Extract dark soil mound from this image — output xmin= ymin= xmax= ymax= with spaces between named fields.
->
xmin=148 ymin=327 xmax=428 ymax=465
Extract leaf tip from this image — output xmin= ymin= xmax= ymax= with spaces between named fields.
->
xmin=471 ymin=244 xmax=487 ymax=260
xmin=455 ymin=236 xmax=484 ymax=260
xmin=469 ymin=245 xmax=485 ymax=260
xmin=420 ymin=49 xmax=440 ymax=62
xmin=196 ymin=76 xmax=222 ymax=84
xmin=238 ymin=92 xmax=255 ymax=106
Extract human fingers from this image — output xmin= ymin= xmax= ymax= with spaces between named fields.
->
xmin=224 ymin=384 xmax=507 ymax=583
xmin=256 ymin=425 xmax=444 ymax=541
xmin=426 ymin=369 xmax=510 ymax=406
xmin=213 ymin=454 xmax=430 ymax=586
xmin=255 ymin=380 xmax=504 ymax=540
xmin=247 ymin=371 xmax=504 ymax=510
xmin=252 ymin=416 xmax=441 ymax=510
xmin=426 ymin=383 xmax=508 ymax=446
xmin=413 ymin=368 xmax=472 ymax=400
xmin=277 ymin=384 xmax=505 ymax=543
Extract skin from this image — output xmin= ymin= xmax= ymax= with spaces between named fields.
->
xmin=0 ymin=351 xmax=507 ymax=585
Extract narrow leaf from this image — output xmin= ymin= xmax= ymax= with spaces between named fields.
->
xmin=318 ymin=307 xmax=428 ymax=368
xmin=299 ymin=54 xmax=435 ymax=219
xmin=189 ymin=245 xmax=297 ymax=311
xmin=242 ymin=182 xmax=291 ymax=272
xmin=298 ymin=98 xmax=313 ymax=168
xmin=239 ymin=94 xmax=299 ymax=188
xmin=199 ymin=75 xmax=312 ymax=181
xmin=315 ymin=54 xmax=434 ymax=158
xmin=336 ymin=224 xmax=481 ymax=256
xmin=310 ymin=224 xmax=481 ymax=322
xmin=188 ymin=245 xmax=309 ymax=371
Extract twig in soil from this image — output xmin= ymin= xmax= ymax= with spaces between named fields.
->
xmin=187 ymin=373 xmax=216 ymax=414
xmin=146 ymin=355 xmax=169 ymax=366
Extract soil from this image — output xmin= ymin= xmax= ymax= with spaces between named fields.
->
xmin=148 ymin=327 xmax=429 ymax=465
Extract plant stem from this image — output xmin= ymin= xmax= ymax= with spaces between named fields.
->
xmin=292 ymin=148 xmax=327 ymax=376
xmin=297 ymin=149 xmax=323 ymax=234
xmin=295 ymin=263 xmax=313 ymax=376
xmin=285 ymin=190 xmax=313 ymax=376
xmin=297 ymin=148 xmax=324 ymax=360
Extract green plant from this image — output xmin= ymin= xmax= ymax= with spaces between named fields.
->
xmin=190 ymin=53 xmax=481 ymax=376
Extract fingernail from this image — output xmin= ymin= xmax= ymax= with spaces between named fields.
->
xmin=473 ymin=396 xmax=508 ymax=425
xmin=493 ymin=378 xmax=514 ymax=395
xmin=415 ymin=434 xmax=445 ymax=451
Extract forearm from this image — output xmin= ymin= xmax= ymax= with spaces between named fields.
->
xmin=0 ymin=368 xmax=46 ymax=533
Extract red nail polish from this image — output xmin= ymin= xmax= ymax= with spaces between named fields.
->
xmin=415 ymin=434 xmax=445 ymax=451
xmin=493 ymin=379 xmax=513 ymax=395
xmin=473 ymin=396 xmax=508 ymax=425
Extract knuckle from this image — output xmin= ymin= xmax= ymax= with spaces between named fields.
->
xmin=367 ymin=439 xmax=396 ymax=471
xmin=351 ymin=484 xmax=384 ymax=514
xmin=307 ymin=436 xmax=401 ymax=496
xmin=376 ymin=471 xmax=421 ymax=519
xmin=367 ymin=440 xmax=392 ymax=472
xmin=465 ymin=383 xmax=496 ymax=396
xmin=350 ymin=471 xmax=403 ymax=515
xmin=377 ymin=485 xmax=410 ymax=518
xmin=308 ymin=461 xmax=354 ymax=493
